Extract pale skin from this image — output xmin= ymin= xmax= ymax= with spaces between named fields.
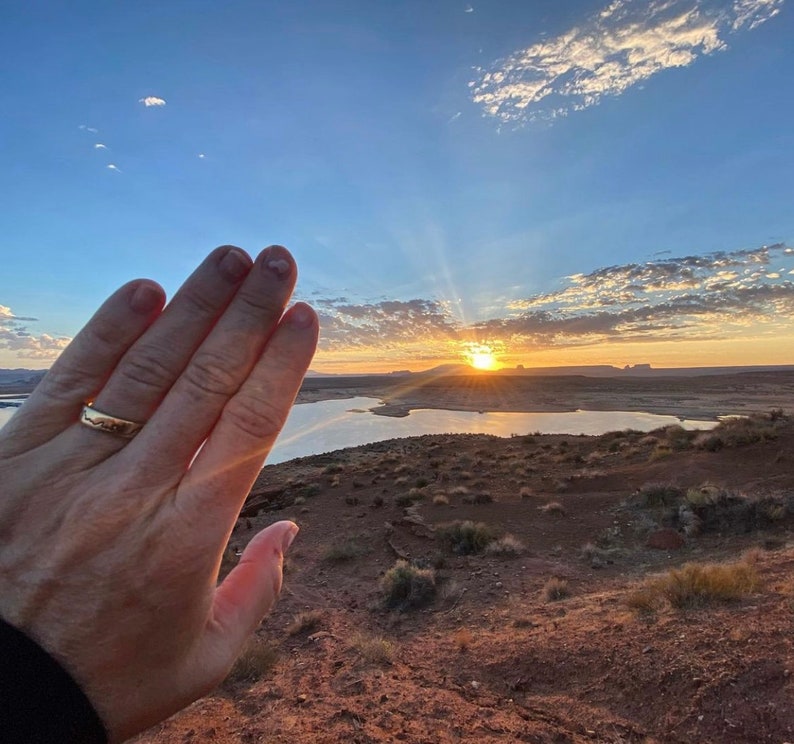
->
xmin=0 ymin=245 xmax=319 ymax=742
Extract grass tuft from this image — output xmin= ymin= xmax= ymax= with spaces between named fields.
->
xmin=543 ymin=577 xmax=570 ymax=601
xmin=437 ymin=520 xmax=496 ymax=554
xmin=380 ymin=560 xmax=437 ymax=610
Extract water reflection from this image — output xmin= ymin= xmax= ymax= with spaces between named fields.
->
xmin=268 ymin=397 xmax=716 ymax=465
xmin=0 ymin=395 xmax=717 ymax=464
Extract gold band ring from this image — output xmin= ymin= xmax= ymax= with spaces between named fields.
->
xmin=80 ymin=404 xmax=144 ymax=438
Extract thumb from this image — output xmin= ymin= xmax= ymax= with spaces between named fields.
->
xmin=210 ymin=520 xmax=298 ymax=650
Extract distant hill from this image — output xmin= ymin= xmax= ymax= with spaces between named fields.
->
xmin=0 ymin=368 xmax=46 ymax=392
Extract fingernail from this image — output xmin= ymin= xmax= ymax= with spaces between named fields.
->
xmin=129 ymin=283 xmax=162 ymax=314
xmin=218 ymin=248 xmax=251 ymax=283
xmin=263 ymin=245 xmax=293 ymax=280
xmin=288 ymin=303 xmax=315 ymax=329
xmin=281 ymin=523 xmax=299 ymax=553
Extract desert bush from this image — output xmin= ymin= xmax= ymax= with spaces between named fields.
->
xmin=287 ymin=610 xmax=323 ymax=636
xmin=630 ymin=559 xmax=761 ymax=611
xmin=226 ymin=639 xmax=279 ymax=683
xmin=432 ymin=493 xmax=450 ymax=506
xmin=450 ymin=485 xmax=470 ymax=496
xmin=323 ymin=463 xmax=345 ymax=475
xmin=437 ymin=520 xmax=496 ymax=555
xmin=394 ymin=475 xmax=410 ymax=486
xmin=699 ymin=415 xmax=781 ymax=449
xmin=323 ymin=537 xmax=365 ymax=563
xmin=519 ymin=486 xmax=533 ymax=499
xmin=636 ymin=482 xmax=685 ymax=508
xmin=685 ymin=484 xmax=721 ymax=507
xmin=416 ymin=477 xmax=429 ymax=488
xmin=543 ymin=577 xmax=570 ymax=601
xmin=485 ymin=534 xmax=525 ymax=556
xmin=538 ymin=501 xmax=566 ymax=516
xmin=351 ymin=633 xmax=395 ymax=664
xmin=381 ymin=560 xmax=437 ymax=610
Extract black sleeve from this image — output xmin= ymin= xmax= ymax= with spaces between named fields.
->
xmin=0 ymin=618 xmax=108 ymax=743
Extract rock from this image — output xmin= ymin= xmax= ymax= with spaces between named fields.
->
xmin=646 ymin=528 xmax=685 ymax=550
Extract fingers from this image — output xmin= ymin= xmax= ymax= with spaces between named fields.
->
xmin=123 ymin=248 xmax=308 ymax=477
xmin=178 ymin=302 xmax=318 ymax=521
xmin=0 ymin=280 xmax=164 ymax=455
xmin=199 ymin=521 xmax=298 ymax=681
xmin=66 ymin=246 xmax=254 ymax=462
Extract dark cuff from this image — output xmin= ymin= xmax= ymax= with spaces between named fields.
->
xmin=0 ymin=618 xmax=108 ymax=743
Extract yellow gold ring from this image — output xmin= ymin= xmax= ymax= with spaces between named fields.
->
xmin=80 ymin=404 xmax=143 ymax=438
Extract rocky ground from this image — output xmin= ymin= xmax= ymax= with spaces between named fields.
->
xmin=137 ymin=413 xmax=794 ymax=744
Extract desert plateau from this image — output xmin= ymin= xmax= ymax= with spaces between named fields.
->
xmin=134 ymin=372 xmax=794 ymax=744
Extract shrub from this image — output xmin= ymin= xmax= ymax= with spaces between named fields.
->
xmin=485 ymin=534 xmax=525 ymax=556
xmin=450 ymin=485 xmax=470 ymax=496
xmin=432 ymin=493 xmax=450 ymax=506
xmin=226 ymin=639 xmax=278 ymax=683
xmin=416 ymin=477 xmax=429 ymax=488
xmin=636 ymin=482 xmax=685 ymax=508
xmin=323 ymin=463 xmax=345 ymax=475
xmin=351 ymin=633 xmax=394 ymax=664
xmin=519 ymin=487 xmax=533 ymax=499
xmin=538 ymin=501 xmax=566 ymax=516
xmin=287 ymin=610 xmax=323 ymax=636
xmin=543 ymin=577 xmax=570 ymax=601
xmin=380 ymin=560 xmax=437 ymax=610
xmin=437 ymin=521 xmax=496 ymax=555
xmin=629 ymin=559 xmax=761 ymax=611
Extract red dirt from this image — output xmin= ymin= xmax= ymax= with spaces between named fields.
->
xmin=136 ymin=417 xmax=794 ymax=744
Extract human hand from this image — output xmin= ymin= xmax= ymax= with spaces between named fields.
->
xmin=0 ymin=245 xmax=318 ymax=741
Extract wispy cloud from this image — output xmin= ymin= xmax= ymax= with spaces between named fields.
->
xmin=78 ymin=124 xmax=99 ymax=134
xmin=470 ymin=0 xmax=785 ymax=124
xmin=0 ymin=306 xmax=71 ymax=360
xmin=313 ymin=244 xmax=794 ymax=366
xmin=107 ymin=163 xmax=121 ymax=172
xmin=94 ymin=143 xmax=107 ymax=150
xmin=139 ymin=96 xmax=166 ymax=107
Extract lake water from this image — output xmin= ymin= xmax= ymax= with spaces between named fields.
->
xmin=0 ymin=395 xmax=717 ymax=464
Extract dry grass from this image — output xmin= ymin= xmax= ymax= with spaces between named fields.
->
xmin=539 ymin=501 xmax=566 ymax=516
xmin=485 ymin=534 xmax=525 ymax=557
xmin=381 ymin=560 xmax=437 ymax=610
xmin=543 ymin=577 xmax=570 ymax=601
xmin=351 ymin=633 xmax=395 ymax=665
xmin=286 ymin=610 xmax=323 ymax=636
xmin=226 ymin=638 xmax=279 ymax=683
xmin=450 ymin=485 xmax=470 ymax=496
xmin=432 ymin=493 xmax=450 ymax=506
xmin=437 ymin=520 xmax=496 ymax=555
xmin=519 ymin=486 xmax=534 ymax=499
xmin=627 ymin=559 xmax=761 ymax=611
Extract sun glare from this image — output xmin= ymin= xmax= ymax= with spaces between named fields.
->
xmin=466 ymin=344 xmax=497 ymax=370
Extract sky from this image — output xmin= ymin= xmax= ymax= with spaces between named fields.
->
xmin=1 ymin=0 xmax=793 ymax=373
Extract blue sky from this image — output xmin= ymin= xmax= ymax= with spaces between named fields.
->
xmin=1 ymin=0 xmax=792 ymax=371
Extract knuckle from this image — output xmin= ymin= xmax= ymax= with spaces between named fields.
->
xmin=223 ymin=395 xmax=286 ymax=440
xmin=119 ymin=346 xmax=176 ymax=392
xmin=183 ymin=350 xmax=240 ymax=399
xmin=235 ymin=287 xmax=286 ymax=318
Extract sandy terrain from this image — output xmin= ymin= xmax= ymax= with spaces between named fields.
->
xmin=136 ymin=410 xmax=794 ymax=744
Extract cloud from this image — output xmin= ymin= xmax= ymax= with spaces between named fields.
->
xmin=107 ymin=164 xmax=121 ymax=172
xmin=78 ymin=125 xmax=99 ymax=133
xmin=0 ymin=306 xmax=71 ymax=361
xmin=94 ymin=143 xmax=107 ymax=150
xmin=313 ymin=243 xmax=794 ymax=363
xmin=470 ymin=0 xmax=785 ymax=123
xmin=139 ymin=96 xmax=166 ymax=107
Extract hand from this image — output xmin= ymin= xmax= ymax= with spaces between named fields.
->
xmin=0 ymin=245 xmax=318 ymax=741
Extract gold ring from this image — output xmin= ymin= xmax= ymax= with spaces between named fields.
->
xmin=80 ymin=404 xmax=143 ymax=438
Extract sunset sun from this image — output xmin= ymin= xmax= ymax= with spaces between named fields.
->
xmin=466 ymin=345 xmax=497 ymax=371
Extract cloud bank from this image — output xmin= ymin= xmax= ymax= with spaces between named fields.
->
xmin=0 ymin=306 xmax=71 ymax=361
xmin=314 ymin=244 xmax=794 ymax=366
xmin=470 ymin=0 xmax=785 ymax=123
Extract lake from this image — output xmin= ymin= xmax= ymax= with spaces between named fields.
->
xmin=0 ymin=396 xmax=717 ymax=464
